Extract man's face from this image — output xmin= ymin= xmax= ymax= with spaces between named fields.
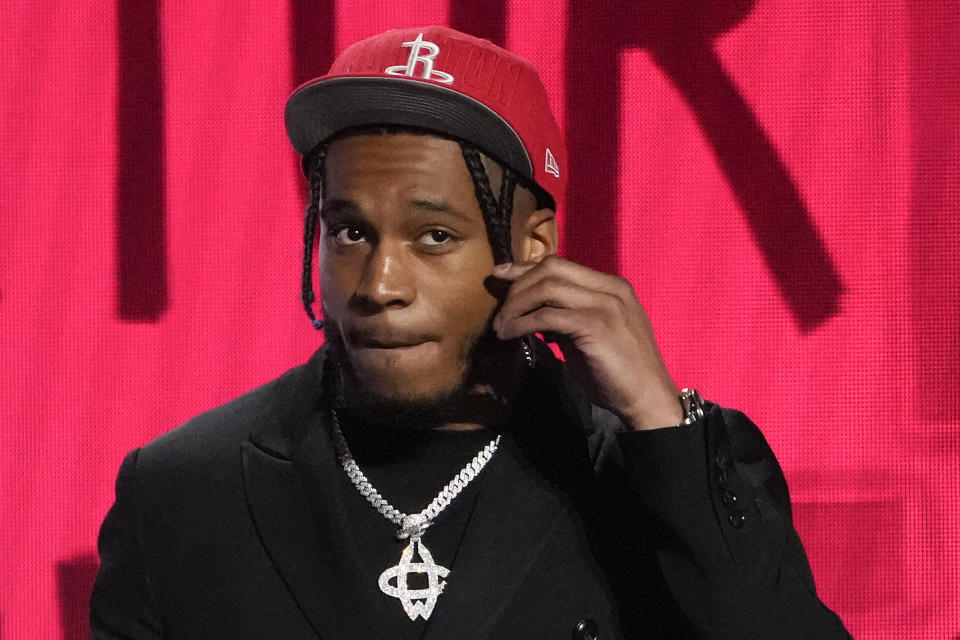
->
xmin=319 ymin=133 xmax=504 ymax=410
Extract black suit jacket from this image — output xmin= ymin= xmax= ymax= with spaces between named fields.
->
xmin=91 ymin=346 xmax=851 ymax=639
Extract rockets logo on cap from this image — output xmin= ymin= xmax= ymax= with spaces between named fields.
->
xmin=384 ymin=33 xmax=455 ymax=84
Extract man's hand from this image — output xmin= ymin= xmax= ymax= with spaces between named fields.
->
xmin=492 ymin=256 xmax=683 ymax=431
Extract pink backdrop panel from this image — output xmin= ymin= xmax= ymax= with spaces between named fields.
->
xmin=1 ymin=1 xmax=957 ymax=638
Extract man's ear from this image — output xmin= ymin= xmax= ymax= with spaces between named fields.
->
xmin=516 ymin=208 xmax=558 ymax=262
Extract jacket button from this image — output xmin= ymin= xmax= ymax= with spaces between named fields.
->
xmin=728 ymin=509 xmax=746 ymax=528
xmin=573 ymin=618 xmax=599 ymax=640
xmin=722 ymin=490 xmax=739 ymax=508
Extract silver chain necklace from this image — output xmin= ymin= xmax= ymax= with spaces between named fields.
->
xmin=330 ymin=409 xmax=501 ymax=621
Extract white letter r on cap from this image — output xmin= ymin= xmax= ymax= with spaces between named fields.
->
xmin=385 ymin=33 xmax=455 ymax=84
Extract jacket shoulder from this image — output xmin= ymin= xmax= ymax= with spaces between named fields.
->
xmin=137 ymin=354 xmax=323 ymax=475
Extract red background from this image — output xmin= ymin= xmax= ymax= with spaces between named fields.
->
xmin=2 ymin=1 xmax=958 ymax=638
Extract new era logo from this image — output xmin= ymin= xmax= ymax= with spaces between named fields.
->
xmin=545 ymin=148 xmax=560 ymax=178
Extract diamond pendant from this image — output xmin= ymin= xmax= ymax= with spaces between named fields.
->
xmin=378 ymin=537 xmax=450 ymax=621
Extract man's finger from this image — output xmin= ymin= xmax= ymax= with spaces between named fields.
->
xmin=493 ymin=276 xmax=617 ymax=338
xmin=492 ymin=256 xmax=631 ymax=300
xmin=495 ymin=305 xmax=592 ymax=341
xmin=491 ymin=261 xmax=537 ymax=281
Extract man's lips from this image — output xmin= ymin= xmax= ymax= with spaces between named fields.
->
xmin=348 ymin=329 xmax=436 ymax=349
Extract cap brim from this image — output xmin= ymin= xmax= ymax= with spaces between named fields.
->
xmin=284 ymin=76 xmax=533 ymax=179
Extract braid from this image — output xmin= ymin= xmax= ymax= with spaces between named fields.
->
xmin=460 ymin=141 xmax=513 ymax=264
xmin=497 ymin=165 xmax=517 ymax=243
xmin=301 ymin=149 xmax=325 ymax=329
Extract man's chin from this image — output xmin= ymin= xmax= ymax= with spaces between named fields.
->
xmin=336 ymin=382 xmax=471 ymax=431
xmin=324 ymin=322 xmax=517 ymax=430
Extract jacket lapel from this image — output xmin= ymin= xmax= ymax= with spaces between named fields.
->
xmin=423 ymin=352 xmax=598 ymax=639
xmin=421 ymin=437 xmax=570 ymax=640
xmin=292 ymin=414 xmax=408 ymax=639
xmin=242 ymin=348 xmax=402 ymax=638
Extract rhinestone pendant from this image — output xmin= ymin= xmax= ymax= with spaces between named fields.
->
xmin=378 ymin=537 xmax=450 ymax=621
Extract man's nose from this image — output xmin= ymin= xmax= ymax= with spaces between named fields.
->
xmin=351 ymin=242 xmax=415 ymax=312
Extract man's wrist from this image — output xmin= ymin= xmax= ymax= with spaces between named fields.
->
xmin=624 ymin=389 xmax=683 ymax=431
xmin=625 ymin=388 xmax=704 ymax=431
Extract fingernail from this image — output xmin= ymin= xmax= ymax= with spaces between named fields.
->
xmin=493 ymin=263 xmax=512 ymax=275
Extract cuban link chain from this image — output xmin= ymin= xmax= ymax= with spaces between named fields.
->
xmin=330 ymin=409 xmax=501 ymax=621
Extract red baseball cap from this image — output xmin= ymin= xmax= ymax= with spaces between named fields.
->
xmin=284 ymin=25 xmax=567 ymax=212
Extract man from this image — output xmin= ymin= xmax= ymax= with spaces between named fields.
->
xmin=91 ymin=25 xmax=851 ymax=639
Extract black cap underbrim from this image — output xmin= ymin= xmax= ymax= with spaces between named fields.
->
xmin=284 ymin=76 xmax=533 ymax=179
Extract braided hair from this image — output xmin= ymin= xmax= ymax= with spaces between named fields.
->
xmin=459 ymin=141 xmax=516 ymax=265
xmin=300 ymin=129 xmax=542 ymax=329
xmin=301 ymin=148 xmax=326 ymax=329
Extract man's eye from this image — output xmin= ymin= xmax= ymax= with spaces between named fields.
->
xmin=333 ymin=227 xmax=365 ymax=245
xmin=420 ymin=229 xmax=451 ymax=246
